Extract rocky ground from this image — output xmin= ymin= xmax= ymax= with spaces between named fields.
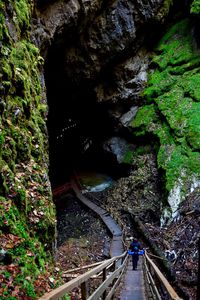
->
xmin=55 ymin=192 xmax=111 ymax=298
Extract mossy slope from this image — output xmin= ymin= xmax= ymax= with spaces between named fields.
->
xmin=0 ymin=1 xmax=56 ymax=298
xmin=131 ymin=19 xmax=200 ymax=220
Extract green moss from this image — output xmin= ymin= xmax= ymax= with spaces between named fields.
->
xmin=153 ymin=19 xmax=197 ymax=65
xmin=0 ymin=196 xmax=54 ymax=296
xmin=131 ymin=104 xmax=173 ymax=145
xmin=131 ymin=104 xmax=159 ymax=135
xmin=133 ymin=18 xmax=200 ymax=193
xmin=13 ymin=0 xmax=32 ymax=33
xmin=122 ymin=150 xmax=133 ymax=164
xmin=0 ymin=9 xmax=10 ymax=42
xmin=22 ymin=280 xmax=36 ymax=298
xmin=156 ymin=90 xmax=193 ymax=137
xmin=10 ymin=41 xmax=41 ymax=102
xmin=2 ymin=58 xmax=13 ymax=80
xmin=0 ymin=0 xmax=56 ymax=298
xmin=191 ymin=0 xmax=200 ymax=14
xmin=186 ymin=102 xmax=200 ymax=149
xmin=184 ymin=73 xmax=200 ymax=100
xmin=189 ymin=151 xmax=200 ymax=174
xmin=0 ymin=133 xmax=5 ymax=152
xmin=165 ymin=146 xmax=186 ymax=191
xmin=156 ymin=0 xmax=173 ymax=20
xmin=144 ymin=69 xmax=177 ymax=101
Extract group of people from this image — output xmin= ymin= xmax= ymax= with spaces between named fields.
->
xmin=128 ymin=238 xmax=144 ymax=270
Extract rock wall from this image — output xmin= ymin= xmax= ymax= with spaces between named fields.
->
xmin=0 ymin=1 xmax=56 ymax=298
xmin=32 ymin=0 xmax=171 ymax=89
xmin=131 ymin=18 xmax=200 ymax=223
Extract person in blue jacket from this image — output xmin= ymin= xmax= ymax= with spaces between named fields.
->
xmin=129 ymin=238 xmax=142 ymax=270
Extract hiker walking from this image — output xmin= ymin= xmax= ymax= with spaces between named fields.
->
xmin=129 ymin=238 xmax=142 ymax=270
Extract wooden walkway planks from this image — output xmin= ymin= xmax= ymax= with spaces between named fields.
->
xmin=71 ymin=178 xmax=146 ymax=299
xmin=71 ymin=179 xmax=124 ymax=257
xmin=119 ymin=256 xmax=146 ymax=300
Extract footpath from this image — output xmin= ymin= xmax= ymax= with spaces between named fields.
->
xmin=71 ymin=177 xmax=146 ymax=299
xmin=119 ymin=256 xmax=146 ymax=300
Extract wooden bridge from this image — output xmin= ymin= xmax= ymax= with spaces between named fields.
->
xmin=40 ymin=178 xmax=184 ymax=300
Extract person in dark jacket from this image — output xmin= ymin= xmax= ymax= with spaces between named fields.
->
xmin=129 ymin=238 xmax=141 ymax=270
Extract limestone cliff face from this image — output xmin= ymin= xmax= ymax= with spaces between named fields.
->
xmin=32 ymin=0 xmax=200 ymax=225
xmin=32 ymin=0 xmax=171 ymax=96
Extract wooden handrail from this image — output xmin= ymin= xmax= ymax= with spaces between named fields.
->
xmin=105 ymin=254 xmax=129 ymax=300
xmin=39 ymin=251 xmax=127 ymax=300
xmin=52 ymin=176 xmax=184 ymax=299
xmin=144 ymin=252 xmax=183 ymax=300
xmin=62 ymin=260 xmax=106 ymax=274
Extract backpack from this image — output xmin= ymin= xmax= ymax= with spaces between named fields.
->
xmin=130 ymin=242 xmax=140 ymax=253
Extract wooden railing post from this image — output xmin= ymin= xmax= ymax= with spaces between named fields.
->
xmin=102 ymin=267 xmax=107 ymax=300
xmin=113 ymin=260 xmax=116 ymax=271
xmin=81 ymin=281 xmax=89 ymax=300
xmin=197 ymin=238 xmax=200 ymax=300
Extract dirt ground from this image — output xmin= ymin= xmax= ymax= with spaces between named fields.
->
xmin=55 ymin=192 xmax=111 ymax=273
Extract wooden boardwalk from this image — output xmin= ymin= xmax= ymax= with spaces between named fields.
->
xmin=119 ymin=256 xmax=146 ymax=300
xmin=71 ymin=178 xmax=146 ymax=299
xmin=71 ymin=179 xmax=124 ymax=257
xmin=44 ymin=179 xmax=184 ymax=300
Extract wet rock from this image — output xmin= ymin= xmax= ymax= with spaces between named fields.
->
xmin=103 ymin=137 xmax=130 ymax=163
xmin=0 ymin=248 xmax=12 ymax=264
xmin=95 ymin=49 xmax=149 ymax=105
xmin=120 ymin=106 xmax=139 ymax=126
xmin=0 ymin=248 xmax=7 ymax=261
xmin=32 ymin=0 xmax=170 ymax=83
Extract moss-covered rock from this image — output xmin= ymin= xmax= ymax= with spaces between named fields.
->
xmin=0 ymin=0 xmax=56 ymax=298
xmin=131 ymin=19 xmax=200 ymax=222
xmin=191 ymin=0 xmax=200 ymax=14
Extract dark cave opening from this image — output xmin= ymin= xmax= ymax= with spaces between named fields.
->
xmin=45 ymin=36 xmax=131 ymax=189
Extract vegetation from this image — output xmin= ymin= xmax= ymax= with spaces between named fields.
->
xmin=191 ymin=0 xmax=200 ymax=14
xmin=131 ymin=19 xmax=200 ymax=193
xmin=0 ymin=0 xmax=57 ymax=298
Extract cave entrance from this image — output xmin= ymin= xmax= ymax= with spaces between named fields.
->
xmin=44 ymin=32 xmax=129 ymax=189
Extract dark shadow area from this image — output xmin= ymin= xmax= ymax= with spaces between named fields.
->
xmin=44 ymin=33 xmax=131 ymax=188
